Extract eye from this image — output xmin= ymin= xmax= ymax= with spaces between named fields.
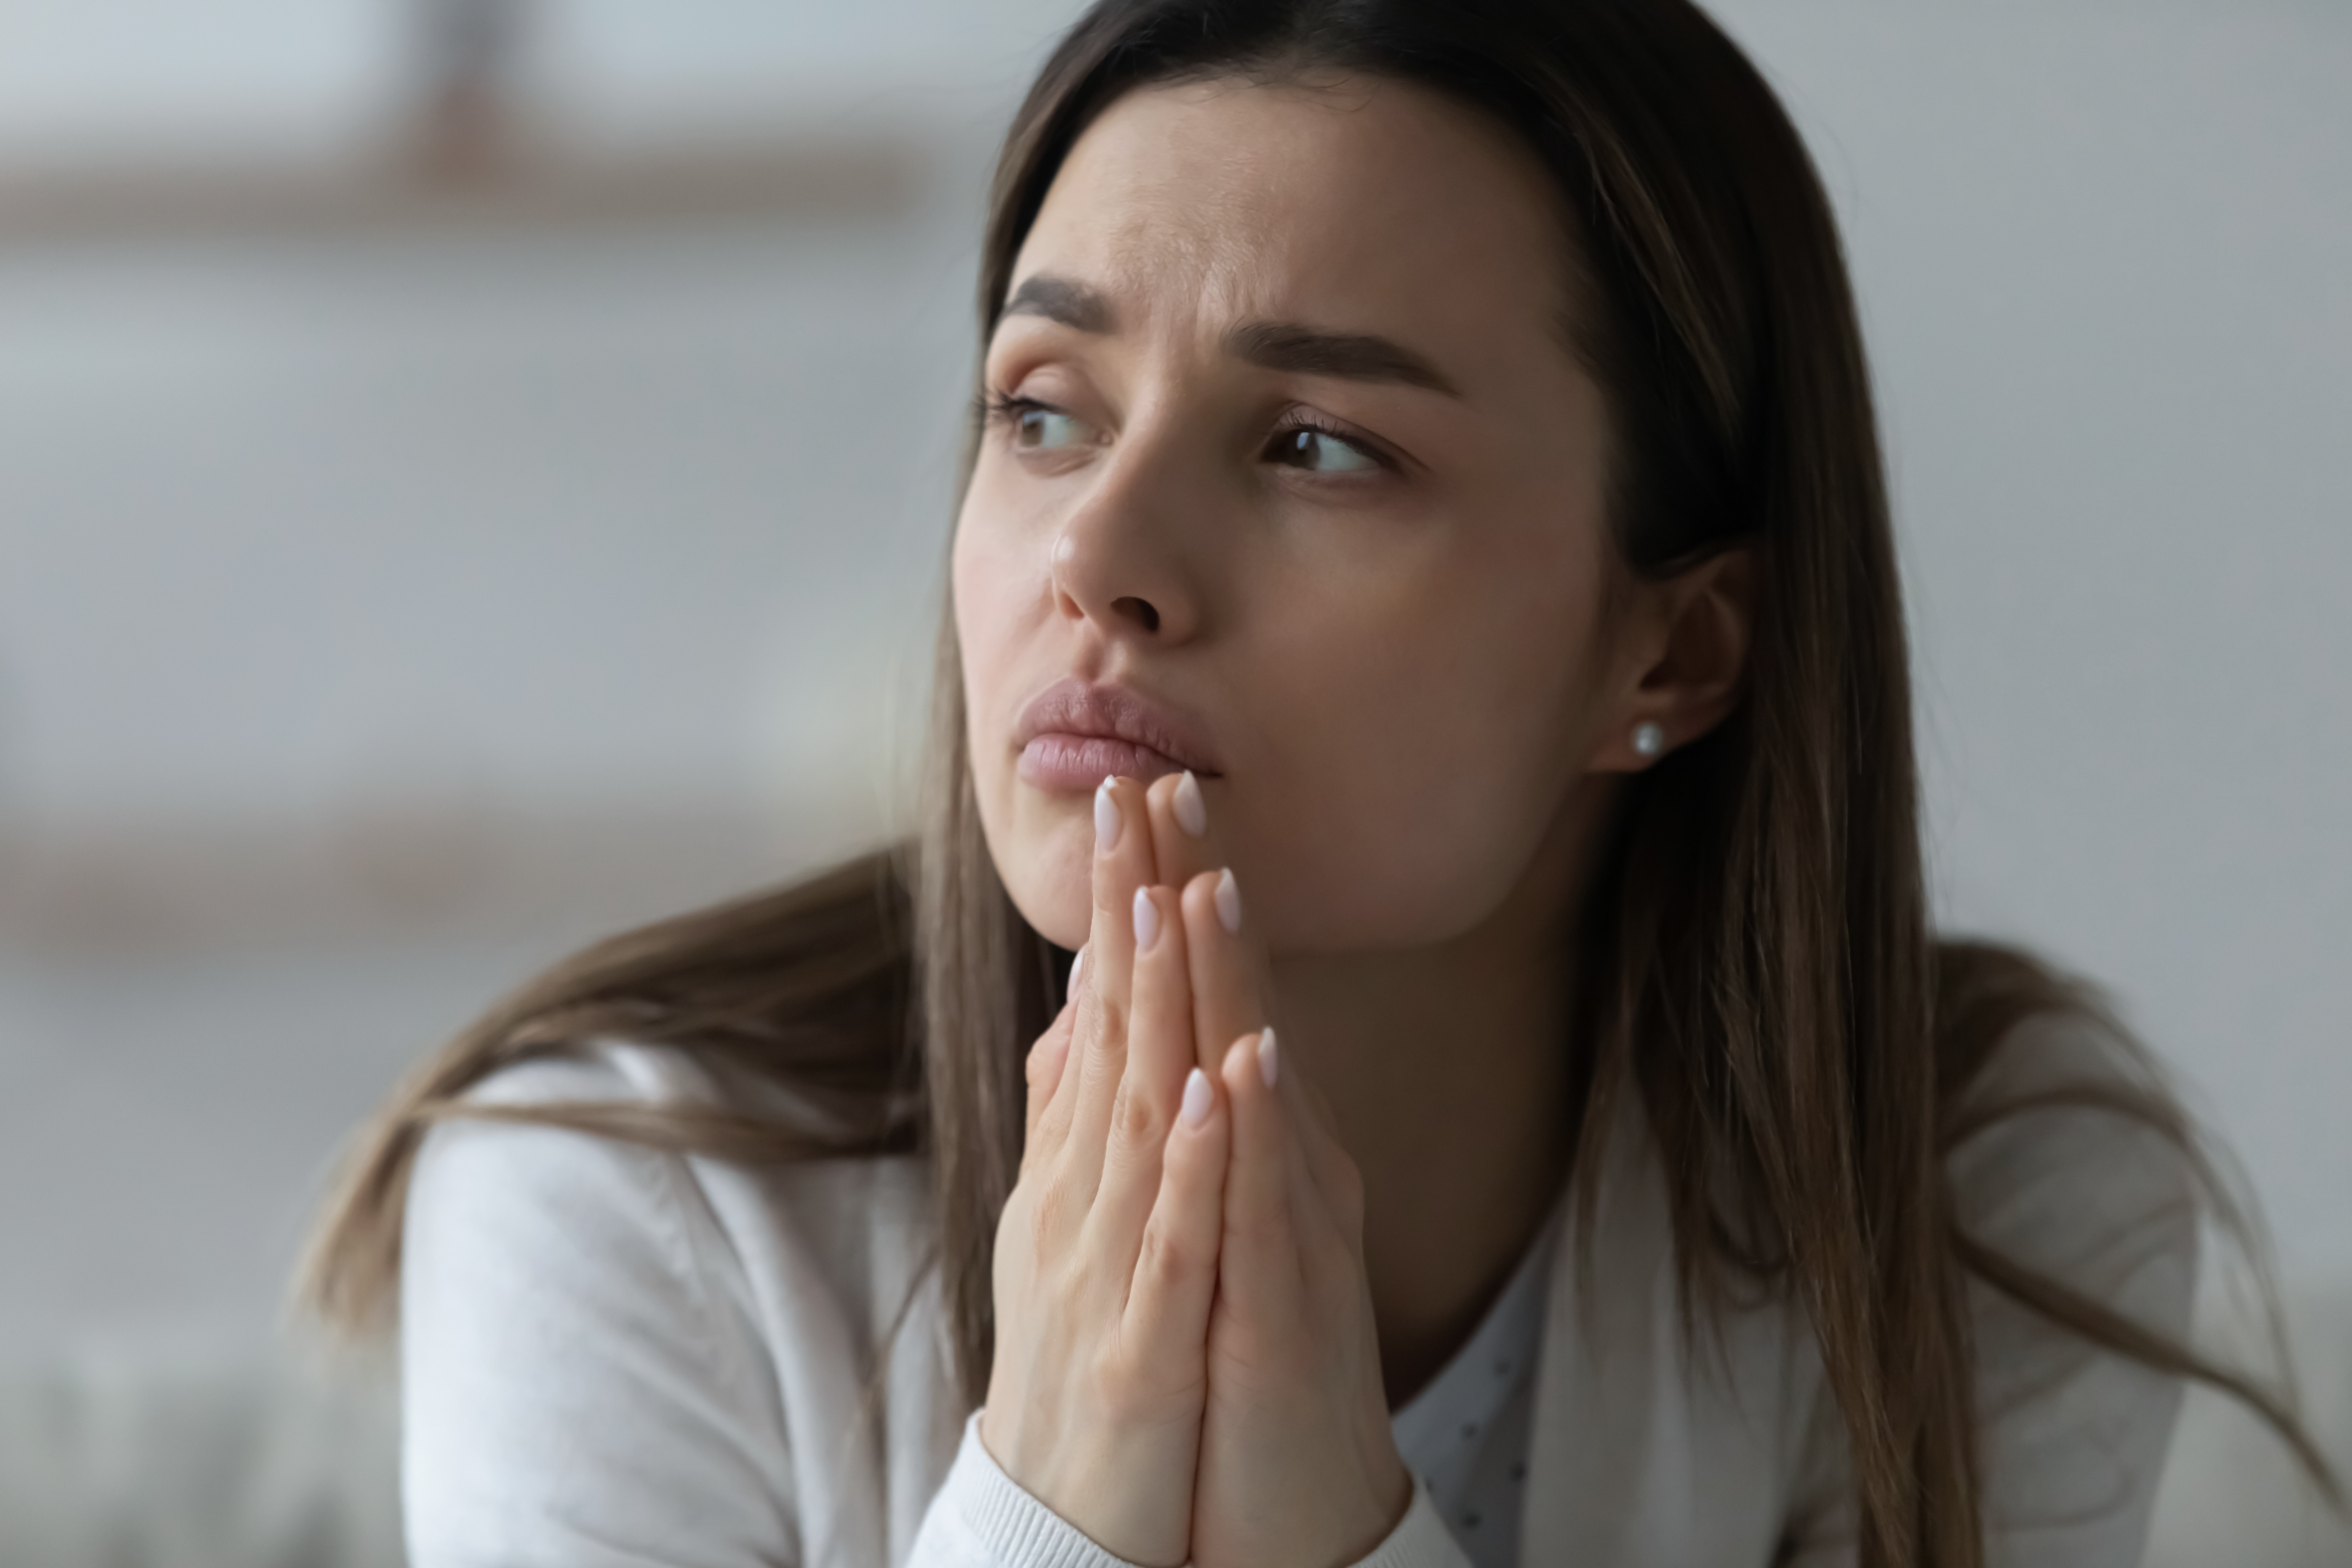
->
xmin=989 ymin=394 xmax=1091 ymax=452
xmin=1265 ymin=424 xmax=1382 ymax=474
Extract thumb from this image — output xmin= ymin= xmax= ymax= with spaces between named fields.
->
xmin=1023 ymin=946 xmax=1084 ymax=1155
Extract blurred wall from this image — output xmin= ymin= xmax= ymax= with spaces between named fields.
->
xmin=0 ymin=0 xmax=2345 ymax=1365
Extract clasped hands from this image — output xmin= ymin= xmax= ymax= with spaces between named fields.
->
xmin=980 ymin=774 xmax=1412 ymax=1568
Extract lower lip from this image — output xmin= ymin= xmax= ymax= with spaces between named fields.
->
xmin=1018 ymin=734 xmax=1190 ymax=792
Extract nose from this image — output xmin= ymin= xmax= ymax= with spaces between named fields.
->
xmin=1047 ymin=447 xmax=1203 ymax=645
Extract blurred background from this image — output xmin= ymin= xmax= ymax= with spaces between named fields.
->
xmin=0 ymin=0 xmax=2344 ymax=1563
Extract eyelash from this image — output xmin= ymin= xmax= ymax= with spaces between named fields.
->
xmin=980 ymin=391 xmax=1397 ymax=472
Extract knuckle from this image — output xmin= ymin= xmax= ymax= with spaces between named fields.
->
xmin=1028 ymin=1174 xmax=1074 ymax=1246
xmin=1225 ymin=1186 xmax=1292 ymax=1248
xmin=1111 ymin=1081 xmax=1166 ymax=1151
xmin=1135 ymin=1219 xmax=1203 ymax=1293
xmin=1024 ymin=1044 xmax=1057 ymax=1094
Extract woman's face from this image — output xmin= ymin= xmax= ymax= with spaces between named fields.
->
xmin=955 ymin=76 xmax=1638 ymax=956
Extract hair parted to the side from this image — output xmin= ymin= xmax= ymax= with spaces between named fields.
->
xmin=298 ymin=3 xmax=2339 ymax=1562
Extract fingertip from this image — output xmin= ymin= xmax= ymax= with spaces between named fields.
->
xmin=1179 ymin=1066 xmax=1214 ymax=1131
xmin=1179 ymin=869 xmax=1223 ymax=931
xmin=1221 ymin=1032 xmax=1257 ymax=1093
xmin=1173 ymin=770 xmax=1208 ymax=838
xmin=1093 ymin=775 xmax=1122 ymax=855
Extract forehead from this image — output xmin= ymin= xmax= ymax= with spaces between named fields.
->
xmin=1014 ymin=75 xmax=1574 ymax=354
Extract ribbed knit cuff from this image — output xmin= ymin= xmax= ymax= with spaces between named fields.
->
xmin=916 ymin=1411 xmax=1147 ymax=1568
xmin=1348 ymin=1481 xmax=1471 ymax=1568
xmin=909 ymin=1413 xmax=1466 ymax=1568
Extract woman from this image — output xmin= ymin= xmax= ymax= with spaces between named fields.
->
xmin=302 ymin=2 xmax=2332 ymax=1565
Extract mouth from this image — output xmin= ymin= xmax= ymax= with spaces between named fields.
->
xmin=1013 ymin=678 xmax=1221 ymax=793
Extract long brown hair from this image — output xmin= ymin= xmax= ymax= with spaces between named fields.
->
xmin=301 ymin=3 xmax=2337 ymax=1562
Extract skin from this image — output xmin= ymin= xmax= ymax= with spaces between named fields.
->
xmin=957 ymin=76 xmax=1753 ymax=1568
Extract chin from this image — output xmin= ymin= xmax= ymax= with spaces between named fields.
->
xmin=987 ymin=810 xmax=1094 ymax=953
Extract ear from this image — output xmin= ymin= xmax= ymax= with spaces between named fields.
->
xmin=1590 ymin=548 xmax=1757 ymax=773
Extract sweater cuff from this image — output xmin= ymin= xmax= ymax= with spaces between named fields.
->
xmin=914 ymin=1410 xmax=1148 ymax=1568
xmin=910 ymin=1413 xmax=1465 ymax=1568
xmin=1349 ymin=1480 xmax=1471 ymax=1568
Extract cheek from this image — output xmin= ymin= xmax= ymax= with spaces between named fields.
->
xmin=950 ymin=487 xmax=1096 ymax=951
xmin=1242 ymin=526 xmax=1607 ymax=951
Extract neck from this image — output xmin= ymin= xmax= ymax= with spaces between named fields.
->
xmin=1268 ymin=784 xmax=1609 ymax=1407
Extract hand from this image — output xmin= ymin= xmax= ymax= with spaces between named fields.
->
xmin=979 ymin=776 xmax=1232 ymax=1567
xmin=1189 ymin=1030 xmax=1410 ymax=1568
xmin=1135 ymin=778 xmax=1414 ymax=1568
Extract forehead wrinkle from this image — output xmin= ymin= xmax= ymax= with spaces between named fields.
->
xmin=1023 ymin=77 xmax=1574 ymax=401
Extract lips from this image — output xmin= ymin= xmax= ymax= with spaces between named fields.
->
xmin=1013 ymin=678 xmax=1219 ymax=792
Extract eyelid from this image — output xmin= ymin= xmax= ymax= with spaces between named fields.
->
xmin=984 ymin=386 xmax=1412 ymax=474
xmin=1272 ymin=406 xmax=1408 ymax=473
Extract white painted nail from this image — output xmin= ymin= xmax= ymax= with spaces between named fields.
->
xmin=1257 ymin=1027 xmax=1279 ymax=1089
xmin=1173 ymin=771 xmax=1208 ymax=837
xmin=1132 ymin=887 xmax=1160 ymax=952
xmin=1094 ymin=778 xmax=1121 ymax=853
xmin=1180 ymin=1068 xmax=1212 ymax=1129
xmin=1069 ymin=945 xmax=1086 ymax=992
xmin=1215 ymin=868 xmax=1242 ymax=934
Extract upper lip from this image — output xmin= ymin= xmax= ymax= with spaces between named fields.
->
xmin=1014 ymin=678 xmax=1222 ymax=776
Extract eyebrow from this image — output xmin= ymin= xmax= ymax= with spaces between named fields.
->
xmin=999 ymin=271 xmax=1463 ymax=397
xmin=1001 ymin=275 xmax=1115 ymax=333
xmin=1224 ymin=320 xmax=1463 ymax=397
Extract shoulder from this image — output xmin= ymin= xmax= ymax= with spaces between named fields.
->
xmin=1946 ymin=1007 xmax=2200 ymax=1296
xmin=400 ymin=1041 xmax=944 ymax=1565
xmin=1947 ymin=1008 xmax=2203 ymax=1556
xmin=406 ymin=1040 xmax=934 ymax=1319
xmin=1779 ymin=1009 xmax=2205 ymax=1562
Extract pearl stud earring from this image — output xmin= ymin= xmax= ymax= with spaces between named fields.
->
xmin=1632 ymin=721 xmax=1666 ymax=759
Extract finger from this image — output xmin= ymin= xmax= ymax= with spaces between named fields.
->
xmin=1031 ymin=945 xmax=1093 ymax=1156
xmin=1217 ymin=1029 xmax=1306 ymax=1322
xmin=1180 ymin=867 xmax=1265 ymax=1080
xmin=1123 ymin=1066 xmax=1229 ymax=1360
xmin=1022 ymin=992 xmax=1078 ymax=1161
xmin=1147 ymin=771 xmax=1274 ymax=1075
xmin=1092 ymin=883 xmax=1197 ymax=1255
xmin=1059 ymin=777 xmax=1160 ymax=1185
xmin=1263 ymin=1030 xmax=1367 ymax=1255
xmin=1144 ymin=770 xmax=1221 ymax=894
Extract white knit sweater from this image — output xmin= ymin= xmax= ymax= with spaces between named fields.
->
xmin=400 ymin=1016 xmax=2195 ymax=1568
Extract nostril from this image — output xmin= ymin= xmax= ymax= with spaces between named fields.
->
xmin=1113 ymin=596 xmax=1161 ymax=633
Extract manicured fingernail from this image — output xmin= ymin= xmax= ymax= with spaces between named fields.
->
xmin=1094 ymin=778 xmax=1121 ymax=853
xmin=1257 ymin=1027 xmax=1279 ymax=1088
xmin=1180 ymin=1068 xmax=1212 ymax=1129
xmin=1132 ymin=887 xmax=1160 ymax=952
xmin=1174 ymin=771 xmax=1208 ymax=837
xmin=1214 ymin=867 xmax=1242 ymax=934
xmin=1069 ymin=944 xmax=1086 ymax=992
